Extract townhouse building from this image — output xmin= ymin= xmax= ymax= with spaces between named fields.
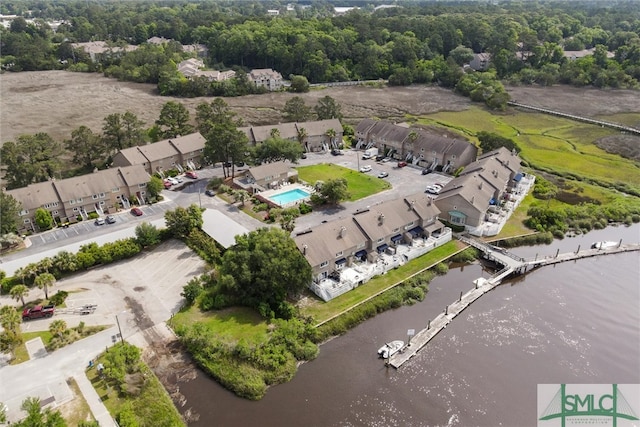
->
xmin=112 ymin=133 xmax=206 ymax=175
xmin=7 ymin=165 xmax=150 ymax=233
xmin=294 ymin=191 xmax=444 ymax=284
xmin=434 ymin=147 xmax=524 ymax=234
xmin=239 ymin=119 xmax=343 ymax=152
xmin=249 ymin=68 xmax=284 ymax=91
xmin=355 ymin=120 xmax=477 ymax=172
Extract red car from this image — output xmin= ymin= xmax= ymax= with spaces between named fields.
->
xmin=131 ymin=207 xmax=143 ymax=216
xmin=185 ymin=170 xmax=198 ymax=179
xmin=163 ymin=179 xmax=172 ymax=189
xmin=397 ymin=161 xmax=407 ymax=168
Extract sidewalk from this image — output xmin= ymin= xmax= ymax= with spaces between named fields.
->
xmin=74 ymin=373 xmax=116 ymax=427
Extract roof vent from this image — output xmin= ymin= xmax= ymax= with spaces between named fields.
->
xmin=479 ymin=181 xmax=483 ymax=190
xmin=303 ymin=244 xmax=308 ymax=254
xmin=378 ymin=213 xmax=385 ymax=224
xmin=339 ymin=226 xmax=347 ymax=237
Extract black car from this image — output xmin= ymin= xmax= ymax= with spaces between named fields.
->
xmin=205 ymin=189 xmax=215 ymax=196
xmin=301 ymin=153 xmax=307 ymax=159
xmin=422 ymin=168 xmax=432 ymax=175
xmin=331 ymin=149 xmax=344 ymax=156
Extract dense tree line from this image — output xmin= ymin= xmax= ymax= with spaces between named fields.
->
xmin=1 ymin=1 xmax=638 ymax=91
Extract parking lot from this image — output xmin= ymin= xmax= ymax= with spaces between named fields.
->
xmin=18 ymin=239 xmax=207 ymax=335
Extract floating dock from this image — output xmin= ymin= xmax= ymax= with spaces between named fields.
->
xmin=388 ymin=239 xmax=639 ymax=369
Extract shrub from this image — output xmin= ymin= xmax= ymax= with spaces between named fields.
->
xmin=208 ymin=177 xmax=223 ymax=189
xmin=49 ymin=290 xmax=68 ymax=306
xmin=298 ymin=202 xmax=312 ymax=214
xmin=88 ymin=212 xmax=99 ymax=220
xmin=129 ymin=195 xmax=139 ymax=205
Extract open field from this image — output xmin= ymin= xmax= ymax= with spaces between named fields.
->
xmin=421 ymin=107 xmax=640 ymax=189
xmin=3 ymin=71 xmax=639 ymax=146
xmin=296 ymin=163 xmax=391 ymax=201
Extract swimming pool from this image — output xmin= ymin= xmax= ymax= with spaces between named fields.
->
xmin=269 ymin=188 xmax=311 ymax=206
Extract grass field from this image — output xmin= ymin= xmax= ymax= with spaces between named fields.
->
xmin=419 ymin=107 xmax=640 ymax=191
xmin=296 ymin=163 xmax=391 ymax=201
xmin=170 ymin=306 xmax=269 ymax=345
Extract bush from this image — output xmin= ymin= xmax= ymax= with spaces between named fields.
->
xmin=48 ymin=290 xmax=68 ymax=306
xmin=298 ymin=202 xmax=312 ymax=214
xmin=129 ymin=195 xmax=139 ymax=205
xmin=208 ymin=177 xmax=224 ymax=190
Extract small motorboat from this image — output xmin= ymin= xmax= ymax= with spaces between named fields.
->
xmin=377 ymin=340 xmax=405 ymax=359
xmin=591 ymin=241 xmax=617 ymax=250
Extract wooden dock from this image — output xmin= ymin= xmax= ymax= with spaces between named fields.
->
xmin=388 ymin=240 xmax=640 ymax=369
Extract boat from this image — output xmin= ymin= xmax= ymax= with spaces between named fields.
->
xmin=591 ymin=241 xmax=618 ymax=250
xmin=377 ymin=340 xmax=405 ymax=359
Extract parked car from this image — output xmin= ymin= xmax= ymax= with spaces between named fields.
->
xmin=163 ymin=179 xmax=172 ymax=189
xmin=131 ymin=207 xmax=143 ymax=216
xmin=94 ymin=217 xmax=105 ymax=226
xmin=331 ymin=149 xmax=344 ymax=156
xmin=360 ymin=165 xmax=372 ymax=172
xmin=105 ymin=215 xmax=116 ymax=224
xmin=301 ymin=153 xmax=307 ymax=159
xmin=22 ymin=305 xmax=55 ymax=320
xmin=377 ymin=171 xmax=389 ymax=178
xmin=175 ymin=175 xmax=184 ymax=183
xmin=421 ymin=168 xmax=432 ymax=175
xmin=397 ymin=161 xmax=407 ymax=168
xmin=425 ymin=185 xmax=441 ymax=195
xmin=185 ymin=170 xmax=198 ymax=179
xmin=376 ymin=154 xmax=385 ymax=161
xmin=205 ymin=189 xmax=215 ymax=196
xmin=166 ymin=177 xmax=179 ymax=185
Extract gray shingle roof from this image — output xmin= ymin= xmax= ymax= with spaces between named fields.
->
xmin=294 ymin=217 xmax=368 ymax=267
xmin=353 ymin=198 xmax=420 ymax=241
xmin=248 ymin=162 xmax=291 ymax=181
xmin=168 ymin=133 xmax=206 ymax=154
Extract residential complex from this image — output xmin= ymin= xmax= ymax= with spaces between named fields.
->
xmin=355 ymin=119 xmax=478 ymax=173
xmin=7 ymin=165 xmax=150 ymax=233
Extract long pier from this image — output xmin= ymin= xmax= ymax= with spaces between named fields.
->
xmin=388 ymin=239 xmax=639 ymax=369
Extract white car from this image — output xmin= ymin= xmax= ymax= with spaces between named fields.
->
xmin=166 ymin=177 xmax=179 ymax=185
xmin=360 ymin=165 xmax=372 ymax=172
xmin=425 ymin=185 xmax=441 ymax=194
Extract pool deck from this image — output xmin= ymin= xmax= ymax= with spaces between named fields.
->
xmin=257 ymin=183 xmax=315 ymax=208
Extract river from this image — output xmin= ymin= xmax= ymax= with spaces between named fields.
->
xmin=177 ymin=224 xmax=640 ymax=426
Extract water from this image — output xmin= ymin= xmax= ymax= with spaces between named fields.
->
xmin=177 ymin=224 xmax=640 ymax=426
xmin=268 ymin=188 xmax=311 ymax=206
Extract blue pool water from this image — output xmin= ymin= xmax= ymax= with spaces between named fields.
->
xmin=269 ymin=188 xmax=311 ymax=205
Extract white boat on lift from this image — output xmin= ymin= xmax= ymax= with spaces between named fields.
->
xmin=377 ymin=340 xmax=405 ymax=359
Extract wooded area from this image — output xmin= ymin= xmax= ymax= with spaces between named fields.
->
xmin=1 ymin=0 xmax=638 ymax=93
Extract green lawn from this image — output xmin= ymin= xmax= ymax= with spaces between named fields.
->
xmin=170 ymin=306 xmax=269 ymax=345
xmin=300 ymin=240 xmax=465 ymax=324
xmin=296 ymin=163 xmax=391 ymax=201
xmin=11 ymin=330 xmax=53 ymax=364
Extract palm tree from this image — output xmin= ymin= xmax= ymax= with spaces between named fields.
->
xmin=233 ymin=189 xmax=251 ymax=207
xmin=326 ymin=128 xmax=337 ymax=147
xmin=34 ymin=272 xmax=56 ymax=300
xmin=49 ymin=319 xmax=67 ymax=339
xmin=37 ymin=256 xmax=53 ymax=275
xmin=0 ymin=305 xmax=21 ymax=332
xmin=52 ymin=251 xmax=78 ymax=275
xmin=270 ymin=128 xmax=281 ymax=138
xmin=296 ymin=127 xmax=308 ymax=144
xmin=10 ymin=284 xmax=29 ymax=306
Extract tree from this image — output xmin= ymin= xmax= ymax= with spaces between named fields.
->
xmin=477 ymin=131 xmax=519 ymax=153
xmin=134 ymin=222 xmax=161 ymax=247
xmin=51 ymin=251 xmax=78 ymax=276
xmin=155 ymin=101 xmax=194 ymax=139
xmin=203 ymin=121 xmax=249 ymax=178
xmin=314 ymin=96 xmax=343 ymax=120
xmin=102 ymin=112 xmax=145 ymax=153
xmin=181 ymin=276 xmax=203 ymax=306
xmin=289 ymin=75 xmax=310 ymax=93
xmin=34 ymin=208 xmax=54 ymax=231
xmin=232 ymin=189 xmax=251 ymax=207
xmin=0 ymin=305 xmax=21 ymax=332
xmin=0 ymin=191 xmax=22 ymax=234
xmin=317 ymin=178 xmax=349 ymax=205
xmin=34 ymin=272 xmax=56 ymax=300
xmin=14 ymin=397 xmax=67 ymax=427
xmin=449 ymin=45 xmax=475 ymax=66
xmin=65 ymin=126 xmax=105 ymax=169
xmin=0 ymin=133 xmax=62 ymax=189
xmin=10 ymin=284 xmax=29 ymax=306
xmin=220 ymin=227 xmax=312 ymax=317
xmin=49 ymin=319 xmax=67 ymax=339
xmin=270 ymin=207 xmax=301 ymax=232
xmin=0 ymin=233 xmax=22 ymax=252
xmin=165 ymin=204 xmax=203 ymax=239
xmin=283 ymin=96 xmax=312 ymax=122
xmin=253 ymin=138 xmax=304 ymax=164
xmin=147 ymin=176 xmax=164 ymax=201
